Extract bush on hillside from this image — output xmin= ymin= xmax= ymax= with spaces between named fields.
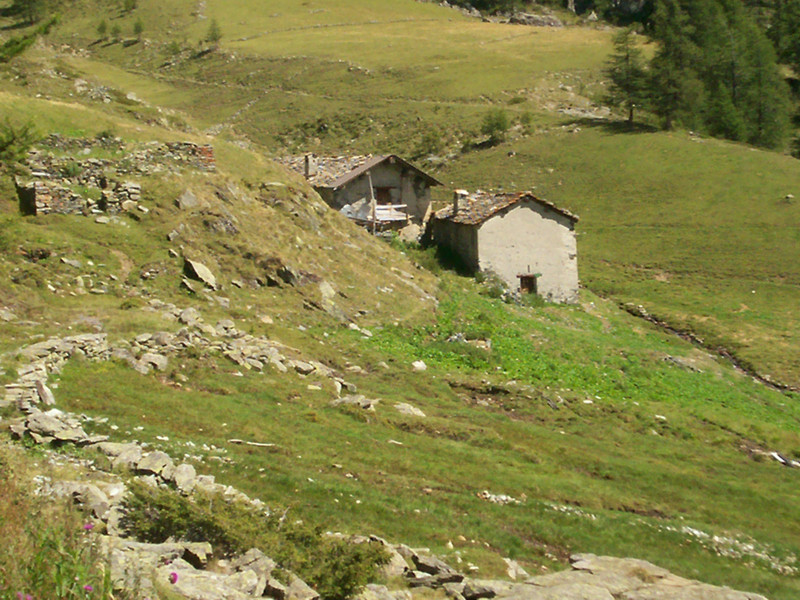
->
xmin=481 ymin=107 xmax=510 ymax=145
xmin=0 ymin=16 xmax=59 ymax=63
xmin=121 ymin=481 xmax=389 ymax=600
xmin=205 ymin=19 xmax=222 ymax=45
xmin=0 ymin=119 xmax=39 ymax=170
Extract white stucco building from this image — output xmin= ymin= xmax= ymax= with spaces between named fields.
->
xmin=431 ymin=191 xmax=579 ymax=303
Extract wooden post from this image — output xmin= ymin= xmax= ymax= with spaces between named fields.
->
xmin=367 ymin=171 xmax=376 ymax=235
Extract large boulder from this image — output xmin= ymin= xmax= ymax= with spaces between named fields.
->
xmin=173 ymin=463 xmax=198 ymax=494
xmin=231 ymin=548 xmax=276 ymax=597
xmin=26 ymin=409 xmax=88 ymax=443
xmin=94 ymin=441 xmax=143 ymax=470
xmin=137 ymin=451 xmax=174 ymax=478
xmin=184 ymin=259 xmax=218 ymax=290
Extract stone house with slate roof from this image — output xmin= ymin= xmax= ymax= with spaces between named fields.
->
xmin=279 ymin=154 xmax=441 ymax=227
xmin=432 ymin=191 xmax=579 ymax=303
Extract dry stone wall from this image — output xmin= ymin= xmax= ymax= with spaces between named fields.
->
xmin=15 ymin=135 xmax=215 ymax=216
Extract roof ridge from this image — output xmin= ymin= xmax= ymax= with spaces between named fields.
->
xmin=434 ymin=191 xmax=578 ymax=225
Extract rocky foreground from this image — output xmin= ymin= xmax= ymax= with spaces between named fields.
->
xmin=1 ymin=304 xmax=770 ymax=600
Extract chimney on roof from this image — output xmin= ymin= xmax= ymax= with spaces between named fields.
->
xmin=453 ymin=189 xmax=469 ymax=215
xmin=304 ymin=154 xmax=317 ymax=179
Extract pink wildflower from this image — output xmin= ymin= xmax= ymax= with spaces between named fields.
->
xmin=83 ymin=523 xmax=94 ymax=531
xmin=168 ymin=572 xmax=179 ymax=584
xmin=83 ymin=585 xmax=93 ymax=592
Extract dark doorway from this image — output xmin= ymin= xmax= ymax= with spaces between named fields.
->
xmin=518 ymin=274 xmax=538 ymax=295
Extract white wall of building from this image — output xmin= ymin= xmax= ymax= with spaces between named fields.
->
xmin=477 ymin=201 xmax=579 ymax=303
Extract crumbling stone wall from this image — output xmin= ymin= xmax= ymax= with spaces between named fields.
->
xmin=15 ymin=135 xmax=216 ymax=216
xmin=15 ymin=179 xmax=91 ymax=216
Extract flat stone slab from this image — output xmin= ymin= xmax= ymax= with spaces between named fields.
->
xmin=476 ymin=554 xmax=772 ymax=600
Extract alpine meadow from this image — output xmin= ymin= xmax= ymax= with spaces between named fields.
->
xmin=0 ymin=1 xmax=799 ymax=600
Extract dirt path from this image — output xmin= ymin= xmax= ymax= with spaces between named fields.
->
xmin=109 ymin=248 xmax=133 ymax=282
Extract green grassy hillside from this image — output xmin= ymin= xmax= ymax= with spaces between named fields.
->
xmin=440 ymin=126 xmax=800 ymax=387
xmin=4 ymin=0 xmax=793 ymax=385
xmin=2 ymin=0 xmax=800 ymax=598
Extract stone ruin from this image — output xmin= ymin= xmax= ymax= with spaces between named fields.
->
xmin=14 ymin=134 xmax=215 ymax=217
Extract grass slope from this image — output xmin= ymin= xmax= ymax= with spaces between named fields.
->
xmin=8 ymin=0 xmax=795 ymax=385
xmin=440 ymin=126 xmax=800 ymax=386
xmin=1 ymin=1 xmax=800 ymax=598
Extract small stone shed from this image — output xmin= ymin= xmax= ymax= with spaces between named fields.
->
xmin=431 ymin=191 xmax=579 ymax=303
xmin=279 ymin=154 xmax=442 ymax=226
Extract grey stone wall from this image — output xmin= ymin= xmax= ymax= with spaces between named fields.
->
xmin=430 ymin=220 xmax=479 ymax=271
xmin=326 ymin=163 xmax=431 ymax=223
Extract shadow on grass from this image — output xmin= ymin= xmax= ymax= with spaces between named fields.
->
xmin=566 ymin=117 xmax=660 ymax=135
xmin=413 ymin=237 xmax=474 ymax=279
xmin=0 ymin=20 xmax=30 ymax=31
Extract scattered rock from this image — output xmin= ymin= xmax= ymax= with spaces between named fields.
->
xmin=137 ymin=451 xmax=174 ymax=477
xmin=0 ymin=307 xmax=18 ymax=321
xmin=356 ymin=585 xmax=412 ymax=600
xmin=398 ymin=223 xmax=421 ymax=244
xmin=332 ymin=394 xmax=378 ymax=411
xmin=412 ymin=360 xmax=427 ymax=372
xmin=176 ymin=190 xmax=202 ymax=210
xmin=94 ymin=441 xmax=143 ymax=470
xmin=509 ymin=12 xmax=563 ymax=27
xmin=286 ymin=573 xmax=320 ymax=600
xmin=413 ymin=553 xmax=460 ymax=577
xmin=184 ymin=259 xmax=218 ymax=290
xmin=291 ymin=360 xmax=316 ymax=376
xmin=35 ymin=380 xmax=56 ymax=406
xmin=231 ymin=548 xmax=276 ymax=596
xmin=503 ymin=558 xmax=529 ymax=580
xmin=395 ymin=403 xmax=426 ymax=418
xmin=173 ymin=462 xmax=198 ymax=494
xmin=462 ymin=582 xmax=496 ymax=600
xmin=26 ymin=409 xmax=88 ymax=443
xmin=140 ymin=352 xmax=169 ymax=371
xmin=60 ymin=257 xmax=82 ymax=268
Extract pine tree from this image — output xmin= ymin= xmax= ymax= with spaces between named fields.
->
xmin=603 ymin=27 xmax=648 ymax=124
xmin=740 ymin=30 xmax=791 ymax=147
xmin=11 ymin=0 xmax=45 ymax=25
xmin=205 ymin=19 xmax=222 ymax=46
xmin=133 ymin=18 xmax=144 ymax=41
xmin=769 ymin=0 xmax=800 ymax=73
xmin=648 ymin=0 xmax=704 ymax=129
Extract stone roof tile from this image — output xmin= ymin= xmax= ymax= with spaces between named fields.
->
xmin=434 ymin=191 xmax=578 ymax=225
xmin=277 ymin=154 xmax=441 ymax=189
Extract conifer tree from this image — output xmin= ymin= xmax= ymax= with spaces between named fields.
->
xmin=648 ymin=0 xmax=704 ymax=129
xmin=133 ymin=18 xmax=144 ymax=41
xmin=604 ymin=27 xmax=648 ymax=124
xmin=205 ymin=19 xmax=222 ymax=46
xmin=769 ymin=0 xmax=800 ymax=73
xmin=11 ymin=0 xmax=45 ymax=25
xmin=740 ymin=32 xmax=791 ymax=147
